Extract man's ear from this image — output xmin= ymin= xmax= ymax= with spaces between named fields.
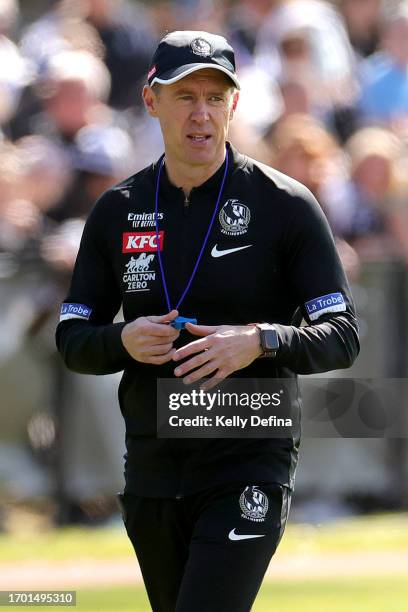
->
xmin=230 ymin=91 xmax=239 ymax=119
xmin=142 ymin=85 xmax=159 ymax=117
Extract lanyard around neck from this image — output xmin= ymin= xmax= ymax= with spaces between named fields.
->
xmin=154 ymin=148 xmax=229 ymax=313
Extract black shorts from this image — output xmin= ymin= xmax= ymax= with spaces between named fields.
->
xmin=117 ymin=482 xmax=292 ymax=612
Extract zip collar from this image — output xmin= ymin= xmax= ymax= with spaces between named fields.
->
xmin=151 ymin=142 xmax=247 ymax=200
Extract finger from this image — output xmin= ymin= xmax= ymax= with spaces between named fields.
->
xmin=127 ymin=332 xmax=178 ymax=354
xmin=137 ymin=340 xmax=173 ymax=356
xmin=174 ymin=349 xmax=212 ymax=377
xmin=142 ymin=321 xmax=180 ymax=339
xmin=147 ymin=309 xmax=179 ymax=324
xmin=184 ymin=322 xmax=218 ymax=336
xmin=147 ymin=349 xmax=176 ymax=365
xmin=145 ymin=336 xmax=177 ymax=349
xmin=147 ymin=342 xmax=173 ymax=356
xmin=182 ymin=360 xmax=220 ymax=385
xmin=172 ymin=337 xmax=210 ymax=361
xmin=147 ymin=332 xmax=179 ymax=345
xmin=139 ymin=342 xmax=173 ymax=359
xmin=200 ymin=370 xmax=228 ymax=392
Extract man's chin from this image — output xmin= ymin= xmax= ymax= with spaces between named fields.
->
xmin=183 ymin=142 xmax=224 ymax=165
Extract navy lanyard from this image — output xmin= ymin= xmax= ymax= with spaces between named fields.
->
xmin=154 ymin=148 xmax=229 ymax=313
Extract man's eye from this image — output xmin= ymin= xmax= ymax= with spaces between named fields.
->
xmin=209 ymin=96 xmax=223 ymax=102
xmin=179 ymin=95 xmax=193 ymax=100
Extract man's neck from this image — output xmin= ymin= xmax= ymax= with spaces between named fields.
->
xmin=164 ymin=149 xmax=226 ymax=197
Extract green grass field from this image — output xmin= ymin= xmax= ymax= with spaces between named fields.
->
xmin=7 ymin=578 xmax=408 ymax=612
xmin=77 ymin=578 xmax=408 ymax=612
xmin=1 ymin=512 xmax=408 ymax=562
xmin=1 ymin=513 xmax=407 ymax=611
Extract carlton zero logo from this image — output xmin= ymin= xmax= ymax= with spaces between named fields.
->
xmin=239 ymin=486 xmax=269 ymax=523
xmin=122 ymin=231 xmax=164 ymax=253
xmin=219 ymin=199 xmax=251 ymax=236
xmin=123 ymin=253 xmax=156 ymax=293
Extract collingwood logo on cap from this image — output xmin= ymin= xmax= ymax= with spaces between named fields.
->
xmin=148 ymin=31 xmax=241 ymax=90
xmin=191 ymin=37 xmax=213 ymax=57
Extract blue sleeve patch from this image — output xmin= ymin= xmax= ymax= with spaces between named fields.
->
xmin=305 ymin=292 xmax=346 ymax=321
xmin=60 ymin=303 xmax=92 ymax=322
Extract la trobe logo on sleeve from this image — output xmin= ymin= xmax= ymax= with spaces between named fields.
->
xmin=305 ymin=292 xmax=346 ymax=321
xmin=60 ymin=303 xmax=92 ymax=322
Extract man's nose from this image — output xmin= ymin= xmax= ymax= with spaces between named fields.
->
xmin=190 ymin=101 xmax=210 ymax=123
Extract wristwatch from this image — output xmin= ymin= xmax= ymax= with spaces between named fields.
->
xmin=255 ymin=323 xmax=280 ymax=358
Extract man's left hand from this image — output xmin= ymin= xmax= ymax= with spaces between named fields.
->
xmin=172 ymin=323 xmax=263 ymax=390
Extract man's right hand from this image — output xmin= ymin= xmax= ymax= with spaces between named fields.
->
xmin=121 ymin=309 xmax=180 ymax=364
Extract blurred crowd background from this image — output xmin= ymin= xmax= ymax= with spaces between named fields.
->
xmin=1 ymin=0 xmax=408 ymax=527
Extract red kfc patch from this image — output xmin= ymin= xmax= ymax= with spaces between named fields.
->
xmin=122 ymin=231 xmax=164 ymax=253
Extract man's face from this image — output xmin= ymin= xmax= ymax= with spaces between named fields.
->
xmin=385 ymin=18 xmax=408 ymax=67
xmin=143 ymin=69 xmax=238 ymax=168
xmin=46 ymin=79 xmax=93 ymax=136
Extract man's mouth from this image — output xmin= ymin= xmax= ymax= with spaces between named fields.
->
xmin=187 ymin=134 xmax=211 ymax=142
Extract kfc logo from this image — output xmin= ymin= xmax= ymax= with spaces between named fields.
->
xmin=122 ymin=231 xmax=164 ymax=253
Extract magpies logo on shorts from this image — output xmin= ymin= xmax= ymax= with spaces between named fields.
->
xmin=239 ymin=486 xmax=269 ymax=522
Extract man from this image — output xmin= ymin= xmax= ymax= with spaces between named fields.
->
xmin=358 ymin=2 xmax=408 ymax=125
xmin=56 ymin=31 xmax=359 ymax=612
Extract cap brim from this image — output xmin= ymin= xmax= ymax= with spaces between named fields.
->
xmin=150 ymin=63 xmax=240 ymax=90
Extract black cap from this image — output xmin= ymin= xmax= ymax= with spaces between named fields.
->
xmin=147 ymin=30 xmax=240 ymax=90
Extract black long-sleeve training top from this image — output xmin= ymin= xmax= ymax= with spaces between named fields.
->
xmin=56 ymin=143 xmax=359 ymax=497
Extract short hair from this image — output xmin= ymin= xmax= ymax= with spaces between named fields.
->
xmin=345 ymin=127 xmax=400 ymax=168
xmin=0 ymin=141 xmax=22 ymax=192
xmin=270 ymin=113 xmax=338 ymax=160
xmin=44 ymin=50 xmax=111 ymax=102
xmin=151 ymin=82 xmax=161 ymax=96
xmin=0 ymin=0 xmax=18 ymax=30
xmin=383 ymin=0 xmax=408 ymax=32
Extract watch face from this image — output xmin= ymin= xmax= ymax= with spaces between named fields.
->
xmin=262 ymin=329 xmax=279 ymax=351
